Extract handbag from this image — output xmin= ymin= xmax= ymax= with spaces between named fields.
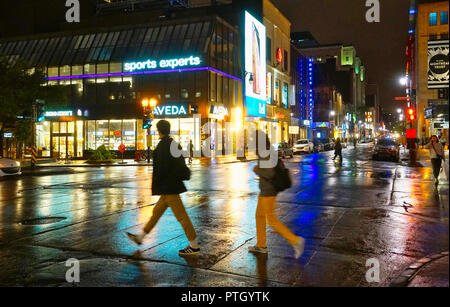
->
xmin=431 ymin=142 xmax=444 ymax=161
xmin=443 ymin=160 xmax=449 ymax=181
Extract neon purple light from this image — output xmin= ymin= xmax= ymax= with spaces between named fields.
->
xmin=47 ymin=67 xmax=243 ymax=82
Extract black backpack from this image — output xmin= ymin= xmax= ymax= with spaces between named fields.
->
xmin=272 ymin=159 xmax=292 ymax=192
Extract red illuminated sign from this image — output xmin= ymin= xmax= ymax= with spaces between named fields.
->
xmin=276 ymin=48 xmax=283 ymax=63
xmin=406 ymin=129 xmax=417 ymax=139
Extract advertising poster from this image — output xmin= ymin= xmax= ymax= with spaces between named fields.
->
xmin=428 ymin=40 xmax=449 ymax=89
xmin=245 ymin=11 xmax=267 ymax=117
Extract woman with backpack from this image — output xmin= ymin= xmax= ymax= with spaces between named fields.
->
xmin=425 ymin=135 xmax=446 ymax=186
xmin=248 ymin=132 xmax=305 ymax=259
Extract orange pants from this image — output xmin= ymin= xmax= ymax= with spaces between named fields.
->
xmin=255 ymin=196 xmax=300 ymax=247
xmin=143 ymin=195 xmax=197 ymax=241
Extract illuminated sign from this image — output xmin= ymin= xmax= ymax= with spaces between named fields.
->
xmin=3 ymin=132 xmax=13 ymax=138
xmin=44 ymin=111 xmax=73 ymax=117
xmin=245 ymin=11 xmax=267 ymax=117
xmin=124 ymin=56 xmax=202 ymax=72
xmin=153 ymin=104 xmax=189 ymax=118
xmin=428 ymin=40 xmax=449 ymax=89
xmin=276 ymin=48 xmax=283 ymax=63
xmin=266 ymin=72 xmax=272 ymax=104
xmin=289 ymin=126 xmax=299 ymax=134
xmin=210 ymin=106 xmax=229 ymax=118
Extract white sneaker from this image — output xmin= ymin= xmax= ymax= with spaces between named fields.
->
xmin=126 ymin=232 xmax=143 ymax=245
xmin=248 ymin=246 xmax=268 ymax=254
xmin=293 ymin=237 xmax=305 ymax=259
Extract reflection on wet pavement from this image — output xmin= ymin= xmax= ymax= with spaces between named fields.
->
xmin=0 ymin=145 xmax=448 ymax=286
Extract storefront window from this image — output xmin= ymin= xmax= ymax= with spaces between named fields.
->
xmin=68 ymin=122 xmax=75 ymax=134
xmin=96 ymin=120 xmax=109 ymax=148
xmin=87 ymin=120 xmax=96 ymax=150
xmin=109 ymin=120 xmax=122 ymax=150
xmin=60 ymin=65 xmax=71 ymax=76
xmin=136 ymin=120 xmax=146 ymax=150
xmin=123 ymin=120 xmax=136 ymax=150
xmin=84 ymin=64 xmax=95 ymax=75
xmin=36 ymin=122 xmax=51 ymax=157
xmin=60 ymin=122 xmax=67 ymax=133
xmin=97 ymin=63 xmax=109 ymax=74
xmin=110 ymin=62 xmax=122 ymax=73
xmin=72 ymin=65 xmax=83 ymax=76
xmin=76 ymin=121 xmax=83 ymax=157
xmin=52 ymin=122 xmax=59 ymax=133
xmin=48 ymin=67 xmax=59 ymax=77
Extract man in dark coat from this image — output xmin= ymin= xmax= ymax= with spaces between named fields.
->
xmin=126 ymin=120 xmax=199 ymax=256
xmin=333 ymin=138 xmax=343 ymax=162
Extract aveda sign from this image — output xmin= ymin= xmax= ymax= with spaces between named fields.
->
xmin=153 ymin=104 xmax=188 ymax=118
xmin=124 ymin=56 xmax=201 ymax=72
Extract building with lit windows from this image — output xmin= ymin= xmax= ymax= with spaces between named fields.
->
xmin=0 ymin=15 xmax=242 ymax=159
xmin=415 ymin=1 xmax=449 ymax=142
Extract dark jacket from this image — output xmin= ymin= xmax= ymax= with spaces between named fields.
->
xmin=152 ymin=136 xmax=188 ymax=195
xmin=334 ymin=141 xmax=342 ymax=153
xmin=254 ymin=154 xmax=278 ymax=197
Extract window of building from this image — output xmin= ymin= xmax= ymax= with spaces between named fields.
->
xmin=284 ymin=50 xmax=288 ymax=71
xmin=441 ymin=12 xmax=448 ymax=25
xmin=266 ymin=37 xmax=272 ymax=63
xmin=430 ymin=12 xmax=438 ymax=26
xmin=72 ymin=65 xmax=83 ymax=76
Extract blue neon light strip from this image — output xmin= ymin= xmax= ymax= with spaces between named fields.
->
xmin=46 ymin=67 xmax=243 ymax=82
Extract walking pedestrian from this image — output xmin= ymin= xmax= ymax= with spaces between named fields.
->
xmin=248 ymin=133 xmax=305 ymax=259
xmin=126 ymin=120 xmax=200 ymax=256
xmin=189 ymin=139 xmax=194 ymax=164
xmin=333 ymin=138 xmax=343 ymax=162
xmin=424 ymin=135 xmax=445 ymax=186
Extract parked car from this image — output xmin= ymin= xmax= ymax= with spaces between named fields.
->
xmin=320 ymin=139 xmax=334 ymax=151
xmin=293 ymin=139 xmax=314 ymax=154
xmin=275 ymin=142 xmax=294 ymax=158
xmin=312 ymin=140 xmax=324 ymax=152
xmin=372 ymin=138 xmax=400 ymax=162
xmin=0 ymin=157 xmax=22 ymax=177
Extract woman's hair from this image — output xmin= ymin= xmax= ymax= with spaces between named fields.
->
xmin=431 ymin=135 xmax=439 ymax=141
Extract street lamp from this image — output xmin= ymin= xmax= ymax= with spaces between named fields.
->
xmin=399 ymin=77 xmax=407 ymax=86
xmin=141 ymin=97 xmax=158 ymax=163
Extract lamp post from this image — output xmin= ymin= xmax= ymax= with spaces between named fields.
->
xmin=141 ymin=98 xmax=157 ymax=164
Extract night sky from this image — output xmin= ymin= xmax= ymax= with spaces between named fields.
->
xmin=273 ymin=0 xmax=411 ymax=113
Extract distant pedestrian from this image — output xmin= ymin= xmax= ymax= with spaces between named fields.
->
xmin=424 ymin=135 xmax=445 ymax=186
xmin=248 ymin=132 xmax=305 ymax=259
xmin=126 ymin=120 xmax=200 ymax=256
xmin=333 ymin=138 xmax=343 ymax=162
xmin=189 ymin=139 xmax=194 ymax=164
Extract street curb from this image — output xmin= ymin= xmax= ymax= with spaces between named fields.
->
xmin=390 ymin=251 xmax=449 ymax=287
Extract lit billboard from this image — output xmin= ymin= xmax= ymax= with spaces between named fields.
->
xmin=244 ymin=11 xmax=267 ymax=117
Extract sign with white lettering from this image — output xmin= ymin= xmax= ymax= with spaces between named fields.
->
xmin=44 ymin=111 xmax=73 ymax=117
xmin=152 ymin=104 xmax=189 ymax=118
xmin=428 ymin=40 xmax=449 ymax=89
xmin=124 ymin=56 xmax=202 ymax=72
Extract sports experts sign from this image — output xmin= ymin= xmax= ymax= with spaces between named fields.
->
xmin=124 ymin=56 xmax=201 ymax=72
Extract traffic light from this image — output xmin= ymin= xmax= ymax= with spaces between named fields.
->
xmin=142 ymin=114 xmax=152 ymax=129
xmin=407 ymin=107 xmax=415 ymax=121
xmin=36 ymin=100 xmax=45 ymax=122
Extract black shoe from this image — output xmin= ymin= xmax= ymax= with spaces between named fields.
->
xmin=178 ymin=245 xmax=200 ymax=256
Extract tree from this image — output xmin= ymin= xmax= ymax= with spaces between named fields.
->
xmin=0 ymin=57 xmax=69 ymax=157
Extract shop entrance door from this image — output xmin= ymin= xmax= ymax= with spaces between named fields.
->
xmin=51 ymin=122 xmax=76 ymax=160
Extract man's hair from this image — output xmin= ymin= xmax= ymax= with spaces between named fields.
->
xmin=157 ymin=120 xmax=170 ymax=136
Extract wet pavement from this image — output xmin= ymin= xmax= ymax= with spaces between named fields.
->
xmin=0 ymin=144 xmax=448 ymax=287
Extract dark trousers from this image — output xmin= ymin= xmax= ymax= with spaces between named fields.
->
xmin=333 ymin=151 xmax=342 ymax=161
xmin=431 ymin=158 xmax=442 ymax=179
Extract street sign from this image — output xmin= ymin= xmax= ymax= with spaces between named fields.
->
xmin=118 ymin=144 xmax=126 ymax=154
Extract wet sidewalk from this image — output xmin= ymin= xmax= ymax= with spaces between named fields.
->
xmin=408 ymin=255 xmax=449 ymax=287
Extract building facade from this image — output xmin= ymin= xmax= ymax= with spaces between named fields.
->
xmin=416 ymin=1 xmax=449 ymax=142
xmin=0 ymin=16 xmax=243 ymax=159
